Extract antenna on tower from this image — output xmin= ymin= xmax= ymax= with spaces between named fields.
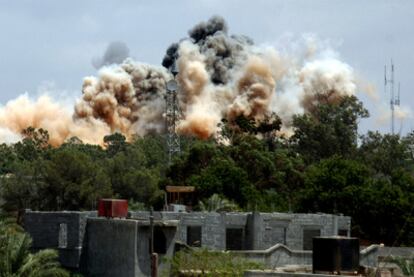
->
xmin=384 ymin=60 xmax=400 ymax=134
xmin=396 ymin=82 xmax=401 ymax=106
xmin=165 ymin=60 xmax=181 ymax=164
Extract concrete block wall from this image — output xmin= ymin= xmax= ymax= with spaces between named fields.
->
xmin=24 ymin=210 xmax=351 ymax=275
xmin=230 ymin=212 xmax=351 ymax=250
xmin=24 ymin=211 xmax=96 ymax=269
xmin=128 ymin=212 xmax=350 ymax=251
xmin=282 ymin=213 xmax=350 ymax=250
xmin=84 ymin=217 xmax=179 ymax=277
xmin=130 ymin=211 xmax=250 ymax=250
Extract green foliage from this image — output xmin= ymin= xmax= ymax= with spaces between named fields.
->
xmin=357 ymin=177 xmax=414 ymax=245
xmin=106 ymin=136 xmax=165 ymax=207
xmin=188 ymin=157 xmax=255 ymax=207
xmin=388 ymin=256 xmax=414 ymax=276
xmin=359 ymin=131 xmax=409 ymax=176
xmin=297 ymin=156 xmax=414 ymax=245
xmin=169 ymin=248 xmax=264 ymax=276
xmin=14 ymin=127 xmax=51 ymax=162
xmin=39 ymin=148 xmax=112 ymax=210
xmin=0 ymin=144 xmax=17 ymax=174
xmin=3 ymin=93 xmax=414 ymax=247
xmin=0 ymin=219 xmax=69 ymax=277
xmin=291 ymin=96 xmax=368 ymax=163
xmin=298 ymin=156 xmax=370 ymax=214
xmin=198 ymin=194 xmax=240 ymax=212
xmin=128 ymin=200 xmax=146 ymax=211
xmin=103 ymin=133 xmax=127 ymax=157
xmin=60 ymin=139 xmax=106 ymax=161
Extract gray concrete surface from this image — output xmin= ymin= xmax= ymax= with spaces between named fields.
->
xmin=84 ymin=218 xmax=139 ymax=276
xmin=233 ymin=244 xmax=312 ymax=269
xmin=24 ymin=210 xmax=352 ymax=276
xmin=244 ymin=271 xmax=355 ymax=277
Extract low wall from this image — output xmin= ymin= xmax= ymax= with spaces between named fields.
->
xmin=244 ymin=271 xmax=355 ymax=277
xmin=237 ymin=244 xmax=414 ymax=270
xmin=233 ymin=244 xmax=312 ymax=269
xmin=360 ymin=245 xmax=414 ymax=267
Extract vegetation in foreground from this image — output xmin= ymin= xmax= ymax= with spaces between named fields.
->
xmin=168 ymin=248 xmax=264 ymax=276
xmin=0 ymin=216 xmax=69 ymax=277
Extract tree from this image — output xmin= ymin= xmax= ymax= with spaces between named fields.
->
xmin=188 ymin=157 xmax=256 ymax=207
xmin=298 ymin=156 xmax=369 ymax=215
xmin=103 ymin=133 xmax=127 ymax=157
xmin=167 ymin=140 xmax=219 ymax=185
xmin=13 ymin=128 xmax=51 ymax=162
xmin=297 ymin=156 xmax=414 ymax=245
xmin=0 ymin=144 xmax=16 ymax=174
xmin=219 ymin=113 xmax=281 ymax=146
xmin=198 ymin=194 xmax=240 ymax=212
xmin=354 ymin=176 xmax=414 ymax=245
xmin=228 ymin=135 xmax=277 ymax=190
xmin=269 ymin=148 xmax=305 ymax=211
xmin=61 ymin=137 xmax=106 ymax=162
xmin=358 ymin=131 xmax=408 ymax=176
xmin=0 ymin=219 xmax=69 ymax=277
xmin=1 ymin=160 xmax=42 ymax=222
xmin=291 ymin=96 xmax=368 ymax=163
xmin=107 ymin=152 xmax=162 ymax=206
xmin=38 ymin=148 xmax=112 ymax=210
xmin=131 ymin=134 xmax=167 ymax=170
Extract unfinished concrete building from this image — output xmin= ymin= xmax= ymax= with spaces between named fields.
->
xmin=24 ymin=210 xmax=350 ymax=276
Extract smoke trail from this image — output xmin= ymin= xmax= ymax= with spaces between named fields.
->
xmin=0 ymin=16 xmax=364 ymax=145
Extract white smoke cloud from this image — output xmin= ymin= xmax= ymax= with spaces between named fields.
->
xmin=0 ymin=127 xmax=21 ymax=144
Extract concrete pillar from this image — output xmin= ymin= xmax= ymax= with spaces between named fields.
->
xmin=332 ymin=214 xmax=338 ymax=236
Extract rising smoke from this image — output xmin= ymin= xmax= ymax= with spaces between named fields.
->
xmin=0 ymin=16 xmax=362 ymax=145
xmin=92 ymin=41 xmax=130 ymax=69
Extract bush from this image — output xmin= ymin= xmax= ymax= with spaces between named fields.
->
xmin=169 ymin=248 xmax=264 ymax=276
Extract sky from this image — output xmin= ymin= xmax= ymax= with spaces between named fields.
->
xmin=0 ymin=0 xmax=413 ymax=135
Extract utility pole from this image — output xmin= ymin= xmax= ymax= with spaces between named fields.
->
xmin=165 ymin=61 xmax=181 ymax=164
xmin=384 ymin=60 xmax=400 ymax=134
xmin=149 ymin=207 xmax=158 ymax=277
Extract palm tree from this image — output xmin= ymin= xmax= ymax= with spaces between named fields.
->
xmin=0 ymin=219 xmax=69 ymax=277
xmin=389 ymin=256 xmax=414 ymax=276
xmin=198 ymin=194 xmax=240 ymax=212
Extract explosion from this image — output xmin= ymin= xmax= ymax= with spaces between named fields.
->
xmin=0 ymin=16 xmax=359 ymax=145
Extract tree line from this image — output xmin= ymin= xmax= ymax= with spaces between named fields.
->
xmin=1 ymin=95 xmax=414 ymax=246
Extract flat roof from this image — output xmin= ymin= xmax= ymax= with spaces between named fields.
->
xmin=165 ymin=186 xmax=195 ymax=193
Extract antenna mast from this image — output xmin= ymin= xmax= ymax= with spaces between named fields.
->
xmin=385 ymin=60 xmax=400 ymax=134
xmin=165 ymin=61 xmax=181 ymax=164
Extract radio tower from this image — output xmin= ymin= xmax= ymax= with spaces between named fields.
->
xmin=165 ymin=61 xmax=181 ymax=164
xmin=384 ymin=60 xmax=400 ymax=134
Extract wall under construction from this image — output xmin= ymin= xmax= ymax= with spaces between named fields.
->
xmin=24 ymin=211 xmax=350 ymax=276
